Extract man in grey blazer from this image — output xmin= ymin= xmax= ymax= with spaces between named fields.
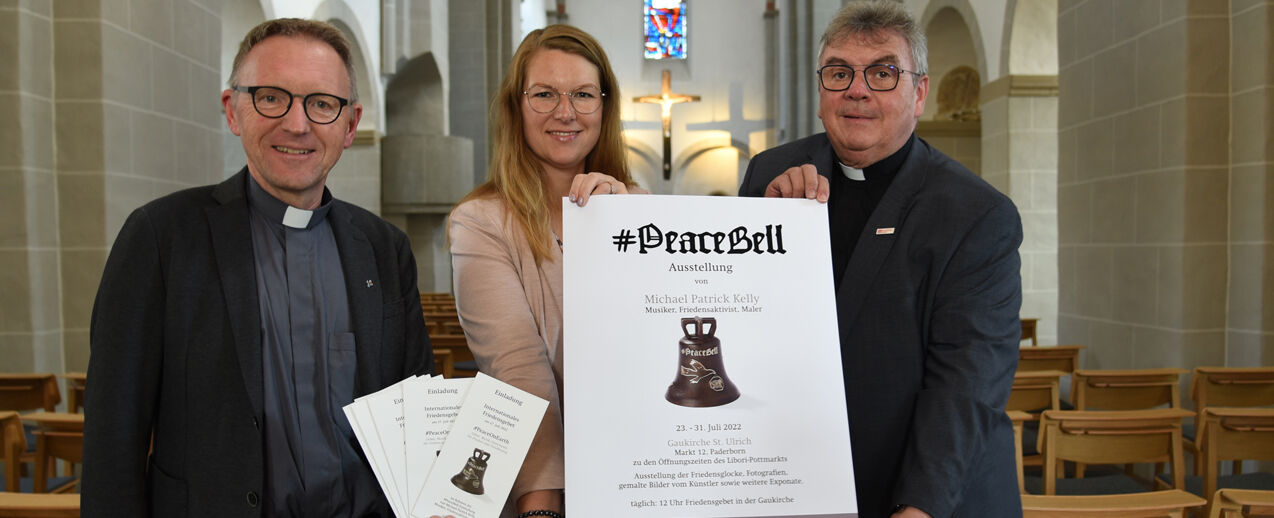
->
xmin=83 ymin=19 xmax=431 ymax=517
xmin=738 ymin=3 xmax=1022 ymax=517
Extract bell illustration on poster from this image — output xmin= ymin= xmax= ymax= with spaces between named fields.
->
xmin=666 ymin=316 xmax=740 ymax=407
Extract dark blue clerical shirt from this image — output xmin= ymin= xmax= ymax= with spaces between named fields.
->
xmin=246 ymin=176 xmax=383 ymax=516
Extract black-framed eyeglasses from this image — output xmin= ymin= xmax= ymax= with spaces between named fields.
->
xmin=231 ymin=85 xmax=350 ymax=124
xmin=523 ymin=85 xmax=606 ymax=114
xmin=816 ymin=64 xmax=922 ymax=92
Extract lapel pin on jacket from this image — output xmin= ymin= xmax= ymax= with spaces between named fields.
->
xmin=876 ymin=227 xmax=896 ymax=235
xmin=366 ymin=280 xmax=374 ymax=288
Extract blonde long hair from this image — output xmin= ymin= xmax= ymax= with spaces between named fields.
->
xmin=458 ymin=24 xmax=630 ymax=265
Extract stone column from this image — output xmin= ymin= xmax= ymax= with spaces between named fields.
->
xmin=1058 ymin=0 xmax=1229 ymax=369
xmin=1226 ymin=1 xmax=1274 ymax=362
xmin=0 ymin=2 xmax=59 ymax=373
xmin=50 ymin=0 xmax=222 ymax=372
xmin=981 ymin=75 xmax=1058 ymax=346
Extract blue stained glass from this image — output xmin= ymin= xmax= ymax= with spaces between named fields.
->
xmin=644 ymin=0 xmax=687 ymax=60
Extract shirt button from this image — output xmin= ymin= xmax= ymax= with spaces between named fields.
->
xmin=252 ymin=417 xmax=260 ymax=430
xmin=246 ymin=491 xmax=259 ymax=507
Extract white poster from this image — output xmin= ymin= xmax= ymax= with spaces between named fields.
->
xmin=563 ymin=195 xmax=857 ymax=518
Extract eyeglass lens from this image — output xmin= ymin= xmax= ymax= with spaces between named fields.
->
xmin=818 ymin=64 xmax=902 ymax=92
xmin=251 ymin=86 xmax=345 ymax=124
xmin=525 ymin=86 xmax=604 ymax=114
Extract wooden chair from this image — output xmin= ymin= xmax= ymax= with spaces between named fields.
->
xmin=1186 ymin=368 xmax=1274 ymax=474
xmin=1191 ymin=408 xmax=1274 ymax=501
xmin=430 ymin=334 xmax=477 ymax=378
xmin=1019 ymin=346 xmax=1085 ymax=374
xmin=1069 ymin=368 xmax=1188 ymax=479
xmin=1010 ymin=370 xmax=1066 ymax=414
xmin=1009 ymin=370 xmax=1067 ymax=479
xmin=0 ymin=492 xmax=80 ymax=517
xmin=1072 ymin=369 xmax=1187 ymax=411
xmin=1022 ymin=318 xmax=1039 ymax=345
xmin=0 ymin=375 xmax=61 ymax=487
xmin=1032 ymin=408 xmax=1192 ymax=495
xmin=24 ymin=412 xmax=83 ymax=494
xmin=1022 ymin=490 xmax=1206 ymax=517
xmin=1209 ymin=488 xmax=1274 ymax=518
xmin=62 ymin=374 xmax=86 ymax=415
xmin=0 ymin=375 xmax=60 ymax=413
xmin=433 ymin=348 xmax=455 ymax=379
xmin=1010 ymin=410 xmax=1034 ymax=492
xmin=1 ymin=411 xmax=23 ymax=493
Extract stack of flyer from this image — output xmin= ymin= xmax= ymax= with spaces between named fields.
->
xmin=343 ymin=372 xmax=548 ymax=518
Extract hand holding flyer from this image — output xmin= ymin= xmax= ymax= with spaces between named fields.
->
xmin=343 ymin=373 xmax=547 ymax=518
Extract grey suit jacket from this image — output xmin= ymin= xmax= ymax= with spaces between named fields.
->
xmin=82 ymin=170 xmax=431 ymax=517
xmin=740 ymin=134 xmax=1023 ymax=518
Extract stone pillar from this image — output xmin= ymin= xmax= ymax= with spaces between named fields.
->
xmin=1226 ymin=2 xmax=1274 ymax=363
xmin=981 ymin=75 xmax=1058 ymax=346
xmin=1058 ymin=0 xmax=1229 ymax=369
xmin=48 ymin=0 xmax=223 ymax=372
xmin=0 ymin=2 xmax=59 ymax=373
xmin=381 ymin=135 xmax=474 ymax=293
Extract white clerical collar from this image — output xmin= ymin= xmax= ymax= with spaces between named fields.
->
xmin=282 ymin=206 xmax=313 ymax=229
xmin=838 ymin=161 xmax=866 ymax=181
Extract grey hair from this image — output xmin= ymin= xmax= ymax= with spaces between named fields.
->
xmin=818 ymin=1 xmax=928 ymax=77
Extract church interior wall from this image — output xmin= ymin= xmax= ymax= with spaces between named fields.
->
xmin=9 ymin=0 xmax=225 ymax=375
xmin=4 ymin=0 xmax=1269 ymax=381
xmin=447 ymin=0 xmax=493 ymax=184
xmin=1226 ymin=1 xmax=1274 ymax=364
xmin=568 ymin=0 xmax=771 ymax=194
xmin=325 ymin=17 xmax=382 ymax=214
xmin=921 ymin=7 xmax=979 ymax=121
xmin=1 ymin=1 xmax=58 ymax=374
xmin=1058 ymin=0 xmax=1263 ymax=376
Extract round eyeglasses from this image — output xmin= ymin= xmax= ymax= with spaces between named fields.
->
xmin=816 ymin=64 xmax=922 ymax=92
xmin=523 ymin=86 xmax=605 ymax=114
xmin=231 ymin=85 xmax=350 ymax=124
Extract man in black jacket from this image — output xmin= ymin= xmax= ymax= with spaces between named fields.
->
xmin=738 ymin=3 xmax=1023 ymax=517
xmin=83 ymin=19 xmax=432 ymax=517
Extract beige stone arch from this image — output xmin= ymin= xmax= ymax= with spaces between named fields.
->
xmin=674 ymin=138 xmax=751 ymax=196
xmin=920 ymin=3 xmax=984 ymax=121
xmin=322 ymin=16 xmax=384 ymax=212
xmin=313 ymin=1 xmax=381 ymax=131
xmin=920 ymin=0 xmax=987 ymax=80
xmin=1000 ymin=0 xmax=1057 ymax=76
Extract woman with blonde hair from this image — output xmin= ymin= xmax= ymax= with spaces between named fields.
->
xmin=448 ymin=24 xmax=639 ymax=517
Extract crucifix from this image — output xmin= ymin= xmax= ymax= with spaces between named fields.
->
xmin=634 ymin=69 xmax=699 ymax=180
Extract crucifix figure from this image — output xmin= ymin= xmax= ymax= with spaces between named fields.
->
xmin=634 ymin=69 xmax=700 ymax=180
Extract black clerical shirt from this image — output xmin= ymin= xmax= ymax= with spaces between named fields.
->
xmin=827 ymin=134 xmax=915 ymax=287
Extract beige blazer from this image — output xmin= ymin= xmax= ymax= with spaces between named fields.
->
xmin=449 ymin=197 xmax=564 ymax=515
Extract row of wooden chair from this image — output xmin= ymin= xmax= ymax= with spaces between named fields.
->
xmin=1021 ymin=487 xmax=1274 ymax=517
xmin=1009 ymin=344 xmax=1274 ymax=515
xmin=1013 ymin=406 xmax=1274 ymax=515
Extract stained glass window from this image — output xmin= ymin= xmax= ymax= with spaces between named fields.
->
xmin=644 ymin=0 xmax=686 ymax=60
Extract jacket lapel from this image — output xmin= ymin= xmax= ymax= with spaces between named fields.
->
xmin=835 ymin=137 xmax=928 ymax=331
xmin=206 ymin=169 xmax=264 ymax=417
xmin=329 ymin=204 xmax=383 ymax=395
